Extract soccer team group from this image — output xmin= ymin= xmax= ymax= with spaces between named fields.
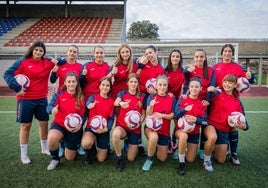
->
xmin=3 ymin=41 xmax=254 ymax=175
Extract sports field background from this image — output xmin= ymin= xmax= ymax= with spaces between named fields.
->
xmin=0 ymin=96 xmax=267 ymax=188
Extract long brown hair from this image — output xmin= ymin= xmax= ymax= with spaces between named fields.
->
xmin=127 ymin=73 xmax=142 ymax=108
xmin=223 ymin=74 xmax=239 ymax=98
xmin=62 ymin=72 xmax=83 ymax=109
xmin=24 ymin=40 xmax=46 ymax=59
xmin=114 ymin=43 xmax=133 ymax=73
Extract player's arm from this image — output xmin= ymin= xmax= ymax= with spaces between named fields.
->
xmin=174 ymin=97 xmax=186 ymax=119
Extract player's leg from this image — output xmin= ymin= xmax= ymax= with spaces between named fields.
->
xmin=175 ymin=130 xmax=188 ymax=175
xmin=203 ymin=125 xmax=217 ymax=172
xmin=81 ymin=130 xmax=96 ymax=164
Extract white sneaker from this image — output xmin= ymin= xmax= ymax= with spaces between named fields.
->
xmin=21 ymin=155 xmax=31 ymax=165
xmin=203 ymin=161 xmax=214 ymax=172
xmin=77 ymin=146 xmax=85 ymax=156
xmin=41 ymin=149 xmax=50 ymax=156
xmin=47 ymin=160 xmax=59 ymax=171
xmin=231 ymin=153 xmax=240 ymax=165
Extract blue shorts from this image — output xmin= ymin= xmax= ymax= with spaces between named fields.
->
xmin=119 ymin=126 xmax=141 ymax=145
xmin=187 ymin=133 xmax=200 ymax=144
xmin=50 ymin=123 xmax=82 ymax=150
xmin=158 ymin=134 xmax=170 ymax=146
xmin=215 ymin=129 xmax=229 ymax=145
xmin=85 ymin=128 xmax=109 ymax=149
xmin=17 ymin=98 xmax=49 ymax=123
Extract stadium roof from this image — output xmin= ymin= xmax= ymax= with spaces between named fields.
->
xmin=0 ymin=1 xmax=125 ymax=4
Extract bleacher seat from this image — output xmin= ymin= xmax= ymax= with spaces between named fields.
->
xmin=0 ymin=17 xmax=26 ymax=37
xmin=4 ymin=17 xmax=112 ymax=47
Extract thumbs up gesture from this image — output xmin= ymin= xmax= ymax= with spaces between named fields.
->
xmin=52 ymin=105 xmax=59 ymax=116
xmin=246 ymin=67 xmax=252 ymax=79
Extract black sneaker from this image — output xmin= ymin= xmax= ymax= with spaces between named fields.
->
xmin=177 ymin=162 xmax=186 ymax=175
xmin=138 ymin=146 xmax=146 ymax=157
xmin=116 ymin=159 xmax=124 ymax=172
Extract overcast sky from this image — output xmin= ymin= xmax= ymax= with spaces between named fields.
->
xmin=126 ymin=0 xmax=268 ymax=39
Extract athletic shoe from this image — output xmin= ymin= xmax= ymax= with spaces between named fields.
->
xmin=58 ymin=147 xmax=64 ymax=158
xmin=231 ymin=153 xmax=240 ymax=165
xmin=138 ymin=146 xmax=146 ymax=157
xmin=41 ymin=149 xmax=50 ymax=156
xmin=116 ymin=159 xmax=124 ymax=172
xmin=84 ymin=152 xmax=93 ymax=165
xmin=142 ymin=159 xmax=153 ymax=172
xmin=47 ymin=159 xmax=59 ymax=171
xmin=198 ymin=150 xmax=204 ymax=160
xmin=21 ymin=155 xmax=31 ymax=165
xmin=173 ymin=148 xmax=179 ymax=160
xmin=177 ymin=162 xmax=186 ymax=175
xmin=77 ymin=146 xmax=85 ymax=156
xmin=203 ymin=161 xmax=214 ymax=172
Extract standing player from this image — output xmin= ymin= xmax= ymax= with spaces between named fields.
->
xmin=3 ymin=41 xmax=59 ymax=164
xmin=203 ymin=74 xmax=248 ymax=172
xmin=184 ymin=49 xmax=215 ymax=160
xmin=142 ymin=75 xmax=176 ymax=172
xmin=81 ymin=77 xmax=114 ymax=164
xmin=112 ymin=73 xmax=146 ymax=171
xmin=136 ymin=45 xmax=165 ymax=96
xmin=165 ymin=49 xmax=186 ymax=155
xmin=213 ymin=44 xmax=254 ymax=165
xmin=46 ymin=72 xmax=85 ymax=170
xmin=49 ymin=44 xmax=84 ymax=157
xmin=174 ymin=77 xmax=207 ymax=175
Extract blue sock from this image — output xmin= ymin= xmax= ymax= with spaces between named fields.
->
xmin=147 ymin=155 xmax=153 ymax=161
xmin=229 ymin=130 xmax=239 ymax=154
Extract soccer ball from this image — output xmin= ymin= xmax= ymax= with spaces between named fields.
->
xmin=177 ymin=116 xmax=196 ymax=133
xmin=145 ymin=115 xmax=163 ymax=131
xmin=124 ymin=110 xmax=141 ymax=129
xmin=236 ymin=77 xmax=250 ymax=93
xmin=145 ymin=78 xmax=157 ymax=90
xmin=227 ymin=111 xmax=246 ymax=127
xmin=64 ymin=113 xmax=82 ymax=132
xmin=90 ymin=115 xmax=107 ymax=132
xmin=15 ymin=74 xmax=30 ymax=89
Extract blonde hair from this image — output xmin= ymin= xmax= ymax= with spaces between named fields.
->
xmin=114 ymin=43 xmax=133 ymax=73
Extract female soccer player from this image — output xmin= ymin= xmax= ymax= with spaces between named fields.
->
xmin=3 ymin=41 xmax=59 ymax=164
xmin=49 ymin=44 xmax=84 ymax=157
xmin=213 ymin=44 xmax=254 ymax=165
xmin=136 ymin=45 xmax=165 ymax=96
xmin=184 ymin=49 xmax=215 ymax=160
xmin=46 ymin=72 xmax=85 ymax=170
xmin=165 ymin=49 xmax=186 ymax=155
xmin=112 ymin=73 xmax=146 ymax=171
xmin=142 ymin=75 xmax=176 ymax=172
xmin=81 ymin=45 xmax=110 ymax=99
xmin=203 ymin=74 xmax=248 ymax=172
xmin=81 ymin=77 xmax=114 ymax=164
xmin=174 ymin=77 xmax=207 ymax=175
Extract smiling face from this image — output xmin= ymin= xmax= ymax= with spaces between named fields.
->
xmin=194 ymin=50 xmax=206 ymax=68
xmin=64 ymin=75 xmax=78 ymax=94
xmin=99 ymin=79 xmax=111 ymax=96
xmin=32 ymin=47 xmax=44 ymax=60
xmin=120 ymin=47 xmax=131 ymax=63
xmin=156 ymin=78 xmax=168 ymax=96
xmin=171 ymin=51 xmax=181 ymax=67
xmin=223 ymin=79 xmax=236 ymax=94
xmin=67 ymin=46 xmax=78 ymax=63
xmin=145 ymin=47 xmax=157 ymax=63
xmin=94 ymin=47 xmax=105 ymax=64
xmin=222 ymin=47 xmax=233 ymax=63
xmin=189 ymin=80 xmax=202 ymax=98
xmin=127 ymin=76 xmax=139 ymax=92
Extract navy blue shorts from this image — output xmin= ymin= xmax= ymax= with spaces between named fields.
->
xmin=50 ymin=123 xmax=82 ymax=150
xmin=17 ymin=98 xmax=49 ymax=123
xmin=119 ymin=126 xmax=141 ymax=145
xmin=85 ymin=128 xmax=109 ymax=149
xmin=187 ymin=133 xmax=200 ymax=144
xmin=158 ymin=134 xmax=170 ymax=146
xmin=215 ymin=129 xmax=229 ymax=145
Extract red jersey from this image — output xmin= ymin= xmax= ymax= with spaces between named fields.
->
xmin=48 ymin=90 xmax=86 ymax=129
xmin=55 ymin=61 xmax=82 ymax=91
xmin=165 ymin=68 xmax=185 ymax=99
xmin=83 ymin=61 xmax=110 ymax=98
xmin=186 ymin=65 xmax=215 ymax=100
xmin=174 ymin=96 xmax=206 ymax=134
xmin=139 ymin=61 xmax=165 ymax=94
xmin=213 ymin=61 xmax=246 ymax=88
xmin=86 ymin=94 xmax=114 ymax=129
xmin=111 ymin=63 xmax=138 ymax=99
xmin=207 ymin=92 xmax=243 ymax=133
xmin=147 ymin=94 xmax=176 ymax=137
xmin=14 ymin=57 xmax=55 ymax=100
xmin=116 ymin=90 xmax=146 ymax=134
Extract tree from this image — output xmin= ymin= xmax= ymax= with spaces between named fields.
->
xmin=127 ymin=20 xmax=159 ymax=39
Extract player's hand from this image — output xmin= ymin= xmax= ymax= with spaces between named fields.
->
xmin=52 ymin=65 xmax=59 ymax=72
xmin=82 ymin=67 xmax=87 ymax=75
xmin=147 ymin=87 xmax=157 ymax=95
xmin=187 ymin=66 xmax=195 ymax=72
xmin=52 ymin=105 xmax=59 ymax=116
xmin=137 ymin=56 xmax=148 ymax=65
xmin=17 ymin=89 xmax=25 ymax=96
xmin=246 ymin=67 xmax=252 ymax=79
xmin=50 ymin=57 xmax=58 ymax=64
xmin=120 ymin=101 xmax=130 ymax=108
xmin=185 ymin=104 xmax=193 ymax=111
xmin=185 ymin=114 xmax=196 ymax=123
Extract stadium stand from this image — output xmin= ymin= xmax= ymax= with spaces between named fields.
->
xmin=0 ymin=17 xmax=26 ymax=36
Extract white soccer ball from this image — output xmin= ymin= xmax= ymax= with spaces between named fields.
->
xmin=15 ymin=74 xmax=30 ymax=89
xmin=90 ymin=115 xmax=107 ymax=132
xmin=145 ymin=78 xmax=157 ymax=90
xmin=227 ymin=111 xmax=246 ymax=127
xmin=64 ymin=113 xmax=82 ymax=132
xmin=177 ymin=116 xmax=196 ymax=133
xmin=236 ymin=77 xmax=250 ymax=93
xmin=124 ymin=110 xmax=141 ymax=129
xmin=145 ymin=115 xmax=163 ymax=131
